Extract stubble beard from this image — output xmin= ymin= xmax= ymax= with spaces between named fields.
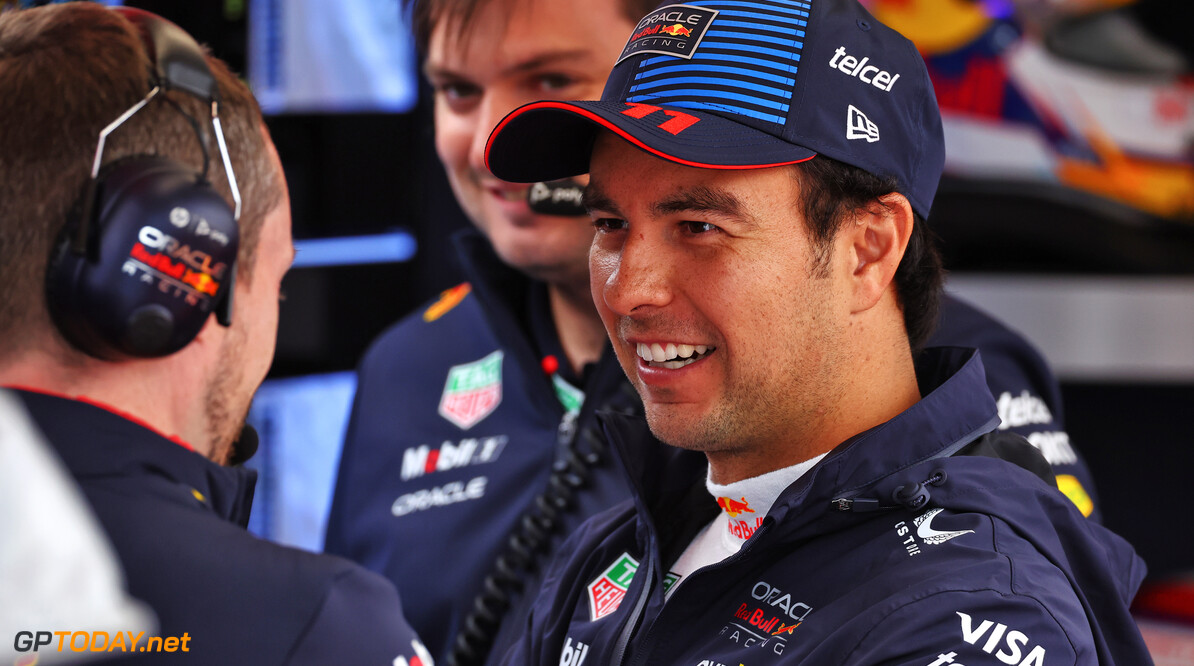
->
xmin=639 ymin=284 xmax=844 ymax=469
xmin=203 ymin=331 xmax=251 ymax=466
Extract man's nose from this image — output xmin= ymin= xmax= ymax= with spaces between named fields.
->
xmin=598 ymin=231 xmax=675 ymax=317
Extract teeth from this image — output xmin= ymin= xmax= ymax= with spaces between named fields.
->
xmin=635 ymin=342 xmax=714 ymax=367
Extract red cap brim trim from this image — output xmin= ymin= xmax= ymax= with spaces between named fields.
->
xmin=486 ymin=100 xmax=816 ymax=175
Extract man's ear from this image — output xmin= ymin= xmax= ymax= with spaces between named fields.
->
xmin=846 ymin=193 xmax=913 ymax=314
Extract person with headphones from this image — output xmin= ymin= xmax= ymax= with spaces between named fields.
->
xmin=0 ymin=5 xmax=429 ymax=663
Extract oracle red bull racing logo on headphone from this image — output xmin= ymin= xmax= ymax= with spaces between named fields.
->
xmin=439 ymin=351 xmax=504 ymax=430
xmin=124 ymin=226 xmax=227 ymax=307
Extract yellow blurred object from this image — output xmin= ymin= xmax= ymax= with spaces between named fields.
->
xmin=1056 ymin=474 xmax=1095 ymax=517
xmin=1057 ymin=131 xmax=1194 ymax=221
xmin=423 ymin=283 xmax=472 ymax=322
xmin=868 ymin=0 xmax=993 ymax=54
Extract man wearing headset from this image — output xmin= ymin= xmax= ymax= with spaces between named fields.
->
xmin=0 ymin=5 xmax=428 ymax=663
xmin=326 ymin=0 xmax=1101 ymax=664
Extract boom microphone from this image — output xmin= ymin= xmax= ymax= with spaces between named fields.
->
xmin=527 ymin=180 xmax=586 ymax=216
xmin=228 ymin=423 xmax=259 ymax=466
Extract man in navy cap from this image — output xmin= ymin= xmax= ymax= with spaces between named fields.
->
xmin=485 ymin=1 xmax=1150 ymax=663
xmin=328 ymin=0 xmax=1099 ymax=662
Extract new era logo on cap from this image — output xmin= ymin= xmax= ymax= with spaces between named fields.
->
xmin=847 ymin=105 xmax=879 ymax=142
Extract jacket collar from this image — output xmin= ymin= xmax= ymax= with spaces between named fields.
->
xmin=601 ymin=347 xmax=999 ymax=538
xmin=16 ymin=389 xmax=257 ymax=527
xmin=452 ymin=229 xmax=634 ymax=414
xmin=454 ymin=229 xmax=537 ymax=361
xmin=776 ymin=347 xmax=998 ymax=508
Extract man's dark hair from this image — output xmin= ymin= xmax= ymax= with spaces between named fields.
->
xmin=793 ymin=157 xmax=944 ymax=351
xmin=0 ymin=4 xmax=282 ymax=360
xmin=405 ymin=0 xmax=659 ymax=53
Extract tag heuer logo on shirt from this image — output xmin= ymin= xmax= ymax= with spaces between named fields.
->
xmin=587 ymin=552 xmax=639 ymax=621
xmin=439 ymin=351 xmax=504 ymax=430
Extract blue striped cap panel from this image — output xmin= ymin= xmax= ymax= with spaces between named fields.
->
xmin=628 ymin=0 xmax=812 ymax=126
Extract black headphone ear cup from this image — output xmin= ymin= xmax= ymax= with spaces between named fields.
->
xmin=46 ymin=156 xmax=239 ymax=360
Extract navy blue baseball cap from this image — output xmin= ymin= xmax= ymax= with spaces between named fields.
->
xmin=485 ymin=0 xmax=944 ymax=218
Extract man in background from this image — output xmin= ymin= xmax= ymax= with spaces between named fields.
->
xmin=0 ymin=5 xmax=427 ymax=663
xmin=326 ymin=1 xmax=1099 ymax=665
xmin=326 ymin=2 xmax=656 ymax=663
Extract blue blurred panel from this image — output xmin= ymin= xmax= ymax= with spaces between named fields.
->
xmin=292 ymin=230 xmax=417 ymax=268
xmin=245 ymin=372 xmax=357 ymax=551
xmin=248 ymin=0 xmax=418 ymax=114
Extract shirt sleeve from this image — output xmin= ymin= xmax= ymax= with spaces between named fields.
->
xmin=285 ymin=565 xmax=432 ymax=665
xmin=838 ymin=589 xmax=1088 ymax=666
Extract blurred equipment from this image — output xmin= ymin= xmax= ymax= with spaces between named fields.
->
xmin=248 ymin=0 xmax=418 ymax=113
xmin=865 ymin=0 xmax=1194 ymax=252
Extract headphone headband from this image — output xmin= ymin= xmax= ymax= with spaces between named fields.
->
xmin=115 ymin=7 xmax=219 ymax=102
xmin=46 ymin=8 xmax=243 ymax=360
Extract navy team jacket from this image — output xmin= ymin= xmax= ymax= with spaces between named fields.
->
xmin=502 ymin=348 xmax=1149 ymax=666
xmin=326 ymin=231 xmax=641 ymax=664
xmin=326 ymin=230 xmax=1101 ymax=665
xmin=16 ymin=389 xmax=427 ymax=666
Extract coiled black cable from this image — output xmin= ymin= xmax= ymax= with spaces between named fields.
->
xmin=447 ymin=426 xmax=603 ymax=665
xmin=447 ymin=385 xmax=639 ymax=666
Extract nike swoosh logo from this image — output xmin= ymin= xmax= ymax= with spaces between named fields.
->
xmin=915 ymin=508 xmax=974 ymax=545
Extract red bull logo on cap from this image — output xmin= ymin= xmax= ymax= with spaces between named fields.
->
xmin=660 ymin=23 xmax=693 ymax=37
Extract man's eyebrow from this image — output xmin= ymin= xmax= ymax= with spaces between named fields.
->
xmin=582 ymin=182 xmax=620 ymax=215
xmin=653 ymin=186 xmax=752 ymax=225
xmin=507 ymin=50 xmax=594 ymax=73
xmin=425 ymin=49 xmax=594 ymax=80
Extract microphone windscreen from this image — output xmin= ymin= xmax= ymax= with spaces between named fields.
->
xmin=527 ymin=180 xmax=586 ymax=216
xmin=228 ymin=422 xmax=259 ymax=465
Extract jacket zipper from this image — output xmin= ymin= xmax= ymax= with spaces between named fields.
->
xmin=615 ymin=522 xmax=775 ymax=666
xmin=608 ymin=554 xmax=655 ymax=666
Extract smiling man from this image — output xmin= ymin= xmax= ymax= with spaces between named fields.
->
xmin=485 ymin=0 xmax=1150 ymax=663
xmin=329 ymin=0 xmax=1101 ymax=662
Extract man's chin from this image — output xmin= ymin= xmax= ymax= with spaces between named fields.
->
xmin=491 ymin=241 xmax=588 ymax=285
xmin=644 ymin=413 xmax=708 ymax=452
